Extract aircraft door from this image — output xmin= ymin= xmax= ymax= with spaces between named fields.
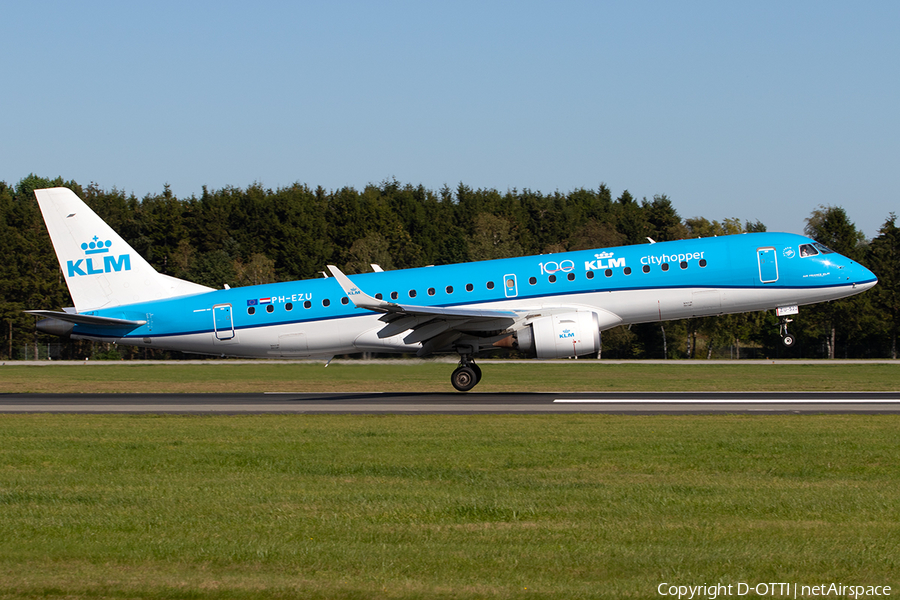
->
xmin=503 ymin=274 xmax=518 ymax=298
xmin=757 ymin=247 xmax=778 ymax=283
xmin=213 ymin=304 xmax=235 ymax=340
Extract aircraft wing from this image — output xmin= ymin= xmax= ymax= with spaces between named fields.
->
xmin=327 ymin=265 xmax=522 ymax=355
xmin=327 ymin=265 xmax=519 ymax=319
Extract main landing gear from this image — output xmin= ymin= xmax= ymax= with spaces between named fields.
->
xmin=779 ymin=317 xmax=795 ymax=347
xmin=451 ymin=354 xmax=482 ymax=392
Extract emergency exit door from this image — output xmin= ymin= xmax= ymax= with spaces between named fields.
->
xmin=503 ymin=274 xmax=518 ymax=298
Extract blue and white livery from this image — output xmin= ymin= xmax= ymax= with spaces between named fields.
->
xmin=29 ymin=187 xmax=877 ymax=391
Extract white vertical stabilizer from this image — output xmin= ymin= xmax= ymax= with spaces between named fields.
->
xmin=35 ymin=187 xmax=214 ymax=312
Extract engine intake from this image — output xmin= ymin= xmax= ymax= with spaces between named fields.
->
xmin=516 ymin=312 xmax=601 ymax=359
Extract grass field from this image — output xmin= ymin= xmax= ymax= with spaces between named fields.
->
xmin=1 ymin=414 xmax=898 ymax=599
xmin=1 ymin=361 xmax=899 ymax=393
xmin=1 ymin=363 xmax=898 ymax=598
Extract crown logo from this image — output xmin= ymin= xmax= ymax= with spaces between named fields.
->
xmin=595 ymin=251 xmax=614 ymax=259
xmin=82 ymin=236 xmax=112 ymax=255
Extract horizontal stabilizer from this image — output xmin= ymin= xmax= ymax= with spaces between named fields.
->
xmin=24 ymin=310 xmax=146 ymax=328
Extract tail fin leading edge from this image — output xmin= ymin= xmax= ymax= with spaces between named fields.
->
xmin=35 ymin=187 xmax=213 ymax=312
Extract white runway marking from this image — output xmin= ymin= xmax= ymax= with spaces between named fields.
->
xmin=263 ymin=391 xmax=385 ymax=395
xmin=553 ymin=398 xmax=900 ymax=404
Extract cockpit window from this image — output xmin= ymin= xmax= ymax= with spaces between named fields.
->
xmin=812 ymin=242 xmax=835 ymax=254
xmin=799 ymin=244 xmax=819 ymax=257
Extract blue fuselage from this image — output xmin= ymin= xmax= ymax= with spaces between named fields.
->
xmin=67 ymin=232 xmax=875 ymax=357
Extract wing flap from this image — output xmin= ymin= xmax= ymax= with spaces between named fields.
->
xmin=378 ymin=316 xmax=436 ymax=339
xmin=403 ymin=320 xmax=455 ymax=344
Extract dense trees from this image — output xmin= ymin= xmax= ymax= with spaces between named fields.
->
xmin=0 ymin=174 xmax=895 ymax=359
xmin=867 ymin=215 xmax=900 ymax=358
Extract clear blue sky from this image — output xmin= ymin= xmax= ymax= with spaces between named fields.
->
xmin=2 ymin=1 xmax=897 ymax=238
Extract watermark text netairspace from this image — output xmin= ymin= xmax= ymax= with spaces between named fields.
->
xmin=658 ymin=582 xmax=891 ymax=599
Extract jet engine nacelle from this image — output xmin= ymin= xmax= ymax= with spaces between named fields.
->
xmin=516 ymin=312 xmax=601 ymax=359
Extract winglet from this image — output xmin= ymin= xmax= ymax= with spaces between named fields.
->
xmin=326 ymin=265 xmax=395 ymax=311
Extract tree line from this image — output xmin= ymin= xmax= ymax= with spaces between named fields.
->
xmin=1 ymin=174 xmax=897 ymax=360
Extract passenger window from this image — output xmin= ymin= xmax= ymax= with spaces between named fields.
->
xmin=661 ymin=263 xmax=669 ymax=272
xmin=322 ymin=299 xmax=330 ymax=307
xmin=247 ymin=306 xmax=256 ymax=315
xmin=390 ymin=291 xmax=398 ymax=300
xmin=446 ymin=285 xmax=453 ymax=294
xmin=466 ymin=283 xmax=473 ymax=292
xmin=799 ymin=244 xmax=819 ymax=257
xmin=285 ymin=302 xmax=293 ymax=311
xmin=486 ymin=281 xmax=495 ymax=290
xmin=341 ymin=297 xmax=349 ymax=305
xmin=642 ymin=265 xmax=650 ymax=273
xmin=549 ymin=275 xmax=557 ymax=283
xmin=529 ymin=277 xmax=537 ymax=285
xmin=586 ymin=271 xmax=594 ymax=280
xmin=567 ymin=273 xmax=575 ymax=281
xmin=604 ymin=269 xmax=612 ymax=277
xmin=699 ymin=259 xmax=707 ymax=267
xmin=680 ymin=261 xmax=687 ymax=269
xmin=427 ymin=288 xmax=435 ymax=296
xmin=266 ymin=304 xmax=274 ymax=313
xmin=408 ymin=290 xmax=416 ymax=298
xmin=303 ymin=300 xmax=312 ymax=309
xmin=624 ymin=267 xmax=632 ymax=275
xmin=375 ymin=293 xmax=383 ymax=300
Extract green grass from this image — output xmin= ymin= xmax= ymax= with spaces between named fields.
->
xmin=1 ymin=362 xmax=898 ymax=393
xmin=1 ymin=414 xmax=898 ymax=599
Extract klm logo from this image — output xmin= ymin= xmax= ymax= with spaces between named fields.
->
xmin=585 ymin=252 xmax=626 ymax=271
xmin=559 ymin=328 xmax=575 ymax=340
xmin=66 ymin=236 xmax=131 ymax=277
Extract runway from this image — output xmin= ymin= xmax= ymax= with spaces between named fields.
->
xmin=2 ymin=391 xmax=900 ymax=414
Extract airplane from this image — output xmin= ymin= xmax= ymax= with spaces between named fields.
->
xmin=27 ymin=187 xmax=878 ymax=391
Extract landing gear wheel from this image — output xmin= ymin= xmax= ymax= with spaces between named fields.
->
xmin=471 ymin=363 xmax=482 ymax=384
xmin=778 ymin=316 xmax=796 ymax=348
xmin=451 ymin=366 xmax=478 ymax=392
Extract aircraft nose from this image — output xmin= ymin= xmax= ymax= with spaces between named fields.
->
xmin=849 ymin=262 xmax=877 ymax=291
